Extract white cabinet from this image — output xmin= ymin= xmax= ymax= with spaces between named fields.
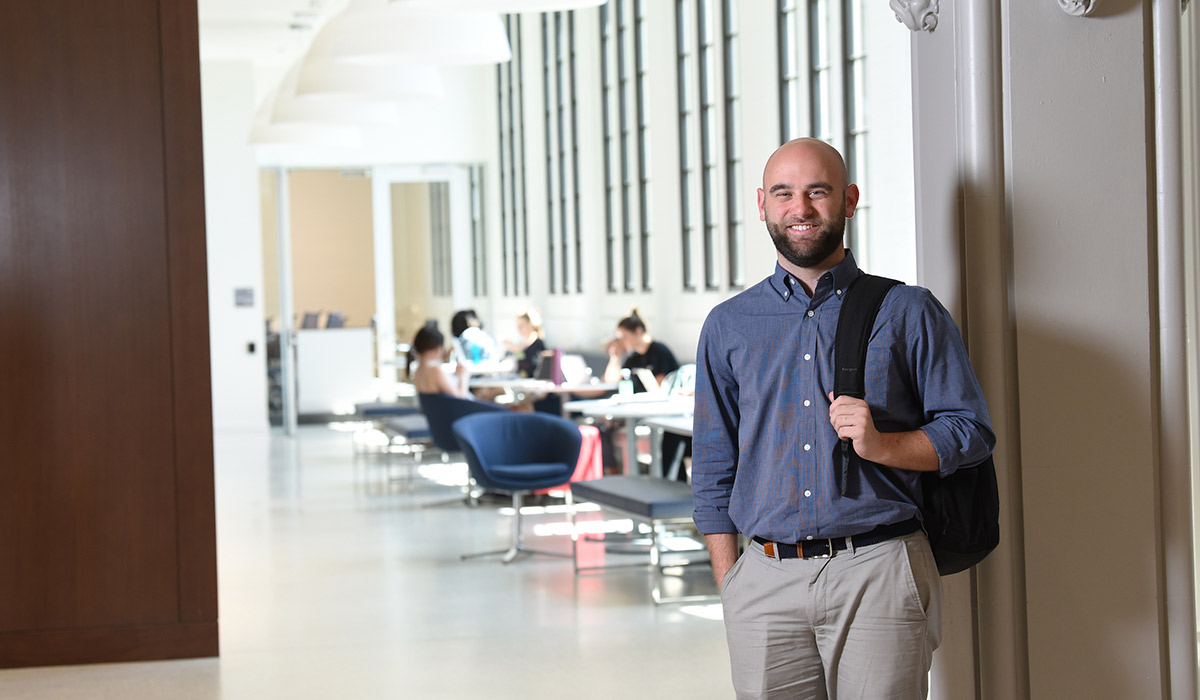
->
xmin=295 ymin=328 xmax=376 ymax=415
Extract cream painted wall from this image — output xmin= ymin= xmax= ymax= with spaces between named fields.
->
xmin=1006 ymin=6 xmax=1162 ymax=697
xmin=260 ymin=169 xmax=279 ymax=325
xmin=287 ymin=170 xmax=376 ymax=329
xmin=392 ymin=181 xmax=434 ymax=346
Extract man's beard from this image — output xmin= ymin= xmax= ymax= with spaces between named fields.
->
xmin=766 ymin=208 xmax=847 ymax=269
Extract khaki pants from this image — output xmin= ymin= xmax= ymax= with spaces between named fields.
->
xmin=720 ymin=532 xmax=941 ymax=700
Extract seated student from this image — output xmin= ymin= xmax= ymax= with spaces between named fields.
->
xmin=410 ymin=327 xmax=470 ymax=398
xmin=449 ymin=309 xmax=499 ymax=367
xmin=600 ymin=310 xmax=688 ymax=477
xmin=602 ymin=309 xmax=680 ymax=392
xmin=502 ymin=307 xmax=546 ymax=378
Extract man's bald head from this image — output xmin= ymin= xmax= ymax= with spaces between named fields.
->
xmin=762 ymin=138 xmax=850 ymax=190
xmin=756 ymin=138 xmax=859 ymax=279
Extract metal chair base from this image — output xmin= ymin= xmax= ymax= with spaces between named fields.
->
xmin=461 ymin=491 xmax=572 ymax=564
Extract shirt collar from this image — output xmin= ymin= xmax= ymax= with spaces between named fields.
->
xmin=769 ymin=249 xmax=864 ymax=304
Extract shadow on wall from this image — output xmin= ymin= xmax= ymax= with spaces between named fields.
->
xmin=1014 ymin=320 xmax=1162 ymax=698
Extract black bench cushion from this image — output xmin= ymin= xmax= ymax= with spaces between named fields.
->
xmin=571 ymin=475 xmax=694 ymax=520
xmin=384 ymin=415 xmax=431 ymax=440
xmin=358 ymin=402 xmax=421 ymax=418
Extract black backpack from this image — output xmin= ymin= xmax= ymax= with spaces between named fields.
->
xmin=833 ymin=274 xmax=1000 ymax=576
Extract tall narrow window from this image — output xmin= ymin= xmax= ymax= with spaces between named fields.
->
xmin=778 ymin=0 xmax=802 ymax=142
xmin=634 ymin=0 xmax=651 ymax=291
xmin=429 ymin=182 xmax=452 ymax=297
xmin=556 ymin=12 xmax=574 ymax=295
xmin=723 ymin=0 xmax=743 ymax=289
xmin=843 ymin=0 xmax=867 ymax=251
xmin=677 ymin=1 xmax=696 ymax=291
xmin=698 ymin=0 xmax=719 ymax=291
xmin=497 ymin=53 xmax=512 ymax=295
xmin=600 ymin=3 xmax=618 ymax=292
xmin=469 ymin=165 xmax=487 ymax=297
xmin=515 ymin=18 xmax=530 ymax=296
xmin=617 ymin=0 xmax=634 ymax=292
xmin=808 ymin=0 xmax=832 ymax=142
xmin=570 ymin=12 xmax=583 ymax=293
xmin=497 ymin=14 xmax=529 ymax=298
xmin=678 ymin=0 xmax=741 ymax=292
xmin=542 ymin=14 xmax=559 ymax=293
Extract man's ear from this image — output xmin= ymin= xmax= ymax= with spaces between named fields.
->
xmin=757 ymin=188 xmax=767 ymax=221
xmin=844 ymin=184 xmax=860 ymax=218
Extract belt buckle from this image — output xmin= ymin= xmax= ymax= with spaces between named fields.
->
xmin=804 ymin=538 xmax=836 ymax=559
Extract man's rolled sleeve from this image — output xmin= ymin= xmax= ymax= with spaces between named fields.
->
xmin=691 ymin=315 xmax=740 ymax=535
xmin=921 ymin=417 xmax=995 ymax=477
xmin=909 ymin=290 xmax=997 ymax=476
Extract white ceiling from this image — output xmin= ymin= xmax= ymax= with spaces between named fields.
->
xmin=197 ymin=0 xmax=348 ymax=65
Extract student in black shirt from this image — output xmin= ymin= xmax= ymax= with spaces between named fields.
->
xmin=503 ymin=307 xmax=546 ymax=378
xmin=603 ymin=309 xmax=680 ymax=392
xmin=602 ymin=310 xmax=689 ymax=479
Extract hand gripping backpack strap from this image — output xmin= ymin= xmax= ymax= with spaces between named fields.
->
xmin=832 ymin=274 xmax=901 ymax=496
xmin=833 ymin=274 xmax=1001 ymax=575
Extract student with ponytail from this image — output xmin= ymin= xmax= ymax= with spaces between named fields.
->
xmin=602 ymin=309 xmax=680 ymax=393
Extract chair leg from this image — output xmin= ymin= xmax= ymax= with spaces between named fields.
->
xmin=461 ymin=491 xmax=571 ymax=564
xmin=420 ymin=462 xmax=482 ymax=509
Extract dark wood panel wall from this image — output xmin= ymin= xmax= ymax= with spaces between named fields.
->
xmin=0 ymin=0 xmax=218 ymax=667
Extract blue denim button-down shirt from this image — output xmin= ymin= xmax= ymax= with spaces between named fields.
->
xmin=691 ymin=251 xmax=995 ymax=541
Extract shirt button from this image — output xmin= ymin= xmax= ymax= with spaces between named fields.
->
xmin=803 ymin=443 xmax=811 ymax=451
xmin=804 ymin=489 xmax=812 ymax=497
xmin=784 ymin=292 xmax=790 ymax=300
xmin=836 ymin=289 xmax=843 ymax=296
xmin=806 ymin=535 xmax=814 ymax=541
xmin=806 ymin=310 xmax=815 ymax=317
xmin=803 ymin=353 xmax=811 ymax=361
xmin=803 ymin=399 xmax=811 ymax=407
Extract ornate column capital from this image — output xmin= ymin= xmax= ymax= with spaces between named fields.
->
xmin=1057 ymin=0 xmax=1100 ymax=16
xmin=890 ymin=0 xmax=939 ymax=32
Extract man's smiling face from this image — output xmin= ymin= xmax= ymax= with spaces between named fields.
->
xmin=757 ymin=139 xmax=859 ymax=271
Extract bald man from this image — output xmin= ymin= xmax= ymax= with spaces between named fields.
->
xmin=691 ymin=139 xmax=995 ymax=699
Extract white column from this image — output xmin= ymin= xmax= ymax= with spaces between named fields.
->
xmin=1151 ymin=0 xmax=1196 ymax=696
xmin=276 ymin=166 xmax=298 ymax=436
xmin=371 ymin=169 xmax=398 ymax=398
xmin=448 ymin=165 xmax=475 ymax=311
xmin=909 ymin=2 xmax=1028 ymax=697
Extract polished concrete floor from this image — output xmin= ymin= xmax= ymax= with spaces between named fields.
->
xmin=0 ymin=425 xmax=730 ymax=699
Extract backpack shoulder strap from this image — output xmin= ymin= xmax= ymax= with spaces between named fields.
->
xmin=834 ymin=274 xmax=902 ymax=399
xmin=833 ymin=273 xmax=902 ymax=495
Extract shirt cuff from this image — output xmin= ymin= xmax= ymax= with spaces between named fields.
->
xmin=921 ymin=423 xmax=963 ymax=477
xmin=693 ymin=510 xmax=738 ymax=535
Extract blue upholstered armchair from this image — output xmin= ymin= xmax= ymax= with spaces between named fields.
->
xmin=418 ymin=393 xmax=507 ymax=505
xmin=451 ymin=412 xmax=582 ymax=563
xmin=418 ymin=393 xmax=506 ymax=454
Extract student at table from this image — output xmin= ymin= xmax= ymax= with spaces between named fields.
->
xmin=449 ymin=309 xmax=499 ymax=368
xmin=502 ymin=307 xmax=546 ymax=378
xmin=601 ymin=310 xmax=687 ymax=476
xmin=410 ymin=327 xmax=469 ymax=398
xmin=602 ymin=309 xmax=680 ymax=392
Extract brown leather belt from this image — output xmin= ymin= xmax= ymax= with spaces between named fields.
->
xmin=753 ymin=517 xmax=922 ymax=560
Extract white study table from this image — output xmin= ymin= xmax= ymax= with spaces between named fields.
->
xmin=563 ymin=395 xmax=695 ymax=475
xmin=469 ymin=377 xmax=618 ymax=406
xmin=641 ymin=415 xmax=695 ymax=479
xmin=469 ymin=377 xmax=617 ymax=394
